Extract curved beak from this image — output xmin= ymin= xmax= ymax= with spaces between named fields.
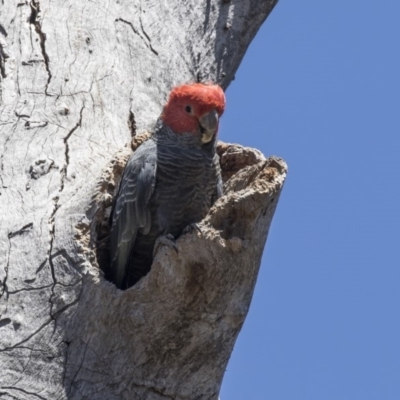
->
xmin=199 ymin=109 xmax=219 ymax=143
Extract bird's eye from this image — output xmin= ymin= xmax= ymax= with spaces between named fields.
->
xmin=185 ymin=105 xmax=192 ymax=113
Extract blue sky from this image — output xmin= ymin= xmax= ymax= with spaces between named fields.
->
xmin=219 ymin=1 xmax=400 ymax=399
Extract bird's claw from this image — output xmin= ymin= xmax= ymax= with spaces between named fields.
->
xmin=153 ymin=234 xmax=179 ymax=257
xmin=183 ymin=222 xmax=203 ymax=235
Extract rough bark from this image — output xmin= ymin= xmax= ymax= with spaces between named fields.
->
xmin=0 ymin=0 xmax=284 ymax=399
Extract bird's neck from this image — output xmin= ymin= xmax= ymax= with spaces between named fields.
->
xmin=152 ymin=119 xmax=217 ymax=152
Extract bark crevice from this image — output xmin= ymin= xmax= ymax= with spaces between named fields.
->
xmin=0 ymin=318 xmax=53 ymax=353
xmin=8 ymin=223 xmax=34 ymax=238
xmin=0 ymin=386 xmax=48 ymax=400
xmin=0 ymin=41 xmax=8 ymax=79
xmin=138 ymin=0 xmax=158 ymax=56
xmin=60 ymin=105 xmax=85 ymax=192
xmin=29 ymin=0 xmax=52 ymax=94
xmin=115 ymin=18 xmax=159 ymax=56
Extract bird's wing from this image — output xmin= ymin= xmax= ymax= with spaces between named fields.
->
xmin=110 ymin=140 xmax=157 ymax=288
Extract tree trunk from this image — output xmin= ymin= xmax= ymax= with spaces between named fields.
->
xmin=0 ymin=0 xmax=285 ymax=399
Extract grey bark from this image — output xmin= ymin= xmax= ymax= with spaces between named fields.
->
xmin=0 ymin=0 xmax=285 ymax=399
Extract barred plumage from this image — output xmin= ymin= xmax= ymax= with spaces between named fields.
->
xmin=110 ymin=83 xmax=225 ymax=289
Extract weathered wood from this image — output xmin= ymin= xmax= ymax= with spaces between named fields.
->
xmin=0 ymin=0 xmax=283 ymax=398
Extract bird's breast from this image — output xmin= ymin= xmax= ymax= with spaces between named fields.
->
xmin=151 ymin=144 xmax=218 ymax=236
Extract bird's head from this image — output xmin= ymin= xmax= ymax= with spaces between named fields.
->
xmin=161 ymin=83 xmax=226 ymax=143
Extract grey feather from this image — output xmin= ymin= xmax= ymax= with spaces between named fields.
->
xmin=110 ymin=121 xmax=222 ymax=289
xmin=110 ymin=139 xmax=157 ymax=288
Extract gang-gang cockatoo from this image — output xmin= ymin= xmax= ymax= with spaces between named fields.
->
xmin=110 ymin=83 xmax=226 ymax=289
